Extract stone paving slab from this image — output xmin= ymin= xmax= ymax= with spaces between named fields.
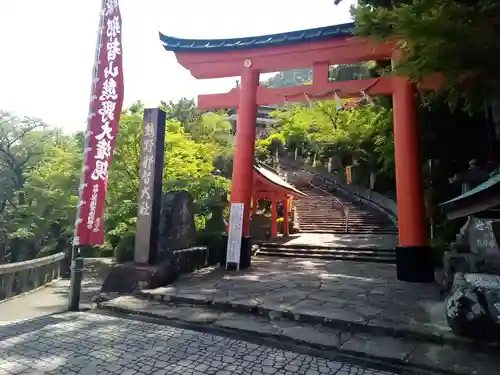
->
xmin=137 ymin=258 xmax=451 ymax=344
xmin=0 ymin=258 xmax=113 ymax=322
xmin=99 ymin=295 xmax=500 ymax=375
xmin=262 ymin=233 xmax=399 ymax=249
xmin=0 ymin=311 xmax=413 ymax=375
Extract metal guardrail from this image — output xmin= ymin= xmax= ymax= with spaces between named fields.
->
xmin=309 ymin=181 xmax=349 ymax=233
xmin=287 ymin=167 xmax=349 ymax=233
xmin=0 ymin=252 xmax=65 ymax=301
xmin=282 ymin=157 xmax=397 ymax=226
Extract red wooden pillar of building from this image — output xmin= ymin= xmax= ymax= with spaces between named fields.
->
xmin=252 ymin=196 xmax=258 ymax=216
xmin=271 ymin=196 xmax=278 ymax=238
xmin=283 ymin=198 xmax=290 ymax=236
xmin=230 ymin=67 xmax=259 ymax=238
xmin=392 ymin=76 xmax=433 ymax=283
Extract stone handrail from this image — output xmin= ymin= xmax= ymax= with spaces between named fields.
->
xmin=283 ymin=157 xmax=398 ymax=225
xmin=0 ymin=252 xmax=65 ymax=301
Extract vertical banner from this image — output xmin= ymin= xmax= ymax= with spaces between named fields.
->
xmin=226 ymin=203 xmax=244 ymax=270
xmin=73 ymin=0 xmax=124 ymax=246
xmin=134 ymin=109 xmax=166 ymax=264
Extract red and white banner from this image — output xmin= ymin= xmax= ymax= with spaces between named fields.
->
xmin=74 ymin=0 xmax=124 ymax=245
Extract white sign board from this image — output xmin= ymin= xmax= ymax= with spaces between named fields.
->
xmin=226 ymin=203 xmax=244 ymax=270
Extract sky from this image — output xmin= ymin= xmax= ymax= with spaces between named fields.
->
xmin=0 ymin=0 xmax=356 ymax=132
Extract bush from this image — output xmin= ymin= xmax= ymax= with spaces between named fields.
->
xmin=99 ymin=246 xmax=114 ymax=258
xmin=114 ymin=232 xmax=135 ymax=263
xmin=197 ymin=231 xmax=223 ymax=266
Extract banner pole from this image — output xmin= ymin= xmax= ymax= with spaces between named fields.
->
xmin=68 ymin=0 xmax=107 ymax=311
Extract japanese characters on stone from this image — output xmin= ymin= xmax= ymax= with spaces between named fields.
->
xmin=138 ymin=122 xmax=156 ymax=217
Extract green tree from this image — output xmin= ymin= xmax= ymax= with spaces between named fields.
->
xmin=267 ymin=100 xmax=394 ymax=187
xmin=348 ymin=0 xmax=500 ymax=108
xmin=1 ymin=99 xmax=236 ymax=263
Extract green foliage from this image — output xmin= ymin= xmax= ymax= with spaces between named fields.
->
xmin=268 ymin=101 xmax=394 ymax=180
xmin=114 ymin=232 xmax=135 ymax=263
xmin=351 ymin=0 xmax=500 ymax=109
xmin=255 ymin=133 xmax=286 ymax=161
xmin=0 ymin=111 xmax=79 ymax=262
xmin=0 ymin=99 xmax=234 ymax=264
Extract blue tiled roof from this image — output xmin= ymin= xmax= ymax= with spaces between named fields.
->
xmin=159 ymin=22 xmax=355 ymax=53
xmin=440 ymin=174 xmax=500 ymax=215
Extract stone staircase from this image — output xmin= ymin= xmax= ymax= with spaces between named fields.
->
xmin=256 ymin=242 xmax=396 ymax=263
xmin=255 ymin=159 xmax=398 ymax=263
xmin=294 ymin=186 xmax=397 ymax=235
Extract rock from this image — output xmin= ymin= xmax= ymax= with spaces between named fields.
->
xmin=443 ymin=216 xmax=500 ymax=293
xmin=445 ymin=273 xmax=500 ymax=341
xmin=174 ymin=247 xmax=208 ymax=274
xmin=100 ymin=259 xmax=177 ymax=294
xmin=100 ymin=247 xmax=208 ymax=294
xmin=441 ymin=252 xmax=481 ymax=293
xmin=157 ymin=190 xmax=196 ymax=262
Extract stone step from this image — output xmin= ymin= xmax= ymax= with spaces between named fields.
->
xmin=289 ymin=179 xmax=397 ymax=240
xmin=257 ymin=251 xmax=396 ymax=263
xmin=259 ymin=242 xmax=395 ymax=251
xmin=298 ymin=225 xmax=396 ymax=230
xmin=297 ymin=229 xmax=399 ymax=234
xmin=299 ymin=222 xmax=393 ymax=227
xmin=97 ymin=295 xmax=500 ymax=375
xmin=298 ymin=218 xmax=392 ymax=224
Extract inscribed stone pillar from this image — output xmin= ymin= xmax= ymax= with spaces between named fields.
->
xmin=134 ymin=108 xmax=166 ymax=265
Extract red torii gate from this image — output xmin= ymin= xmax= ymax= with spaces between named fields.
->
xmin=159 ymin=22 xmax=435 ymax=283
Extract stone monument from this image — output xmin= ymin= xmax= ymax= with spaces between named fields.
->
xmin=100 ymin=109 xmax=207 ymax=295
xmin=157 ymin=190 xmax=197 ymax=261
xmin=441 ymin=162 xmax=500 ymax=339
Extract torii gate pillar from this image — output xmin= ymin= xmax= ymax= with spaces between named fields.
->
xmin=393 ymin=76 xmax=434 ymax=283
xmin=230 ymin=66 xmax=259 ymax=237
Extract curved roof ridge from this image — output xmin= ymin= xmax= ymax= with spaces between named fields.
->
xmin=159 ymin=22 xmax=355 ymax=53
xmin=253 ymin=161 xmax=306 ymax=197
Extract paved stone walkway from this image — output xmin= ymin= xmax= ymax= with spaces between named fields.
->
xmin=100 ymin=295 xmax=498 ymax=375
xmin=0 ymin=312 xmax=406 ymax=375
xmin=0 ymin=258 xmax=112 ymax=322
xmin=270 ymin=233 xmax=398 ymax=249
xmin=138 ymin=257 xmax=447 ymax=339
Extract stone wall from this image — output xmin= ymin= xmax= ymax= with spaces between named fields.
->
xmin=173 ymin=247 xmax=208 ymax=275
xmin=101 ymin=247 xmax=208 ymax=295
xmin=0 ymin=252 xmax=65 ymax=301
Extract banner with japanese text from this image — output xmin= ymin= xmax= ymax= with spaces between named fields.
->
xmin=74 ymin=0 xmax=124 ymax=245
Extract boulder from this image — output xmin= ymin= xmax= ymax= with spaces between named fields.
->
xmin=441 ymin=252 xmax=481 ymax=293
xmin=157 ymin=190 xmax=196 ymax=262
xmin=100 ymin=258 xmax=176 ymax=294
xmin=100 ymin=247 xmax=208 ymax=294
xmin=445 ymin=273 xmax=500 ymax=341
